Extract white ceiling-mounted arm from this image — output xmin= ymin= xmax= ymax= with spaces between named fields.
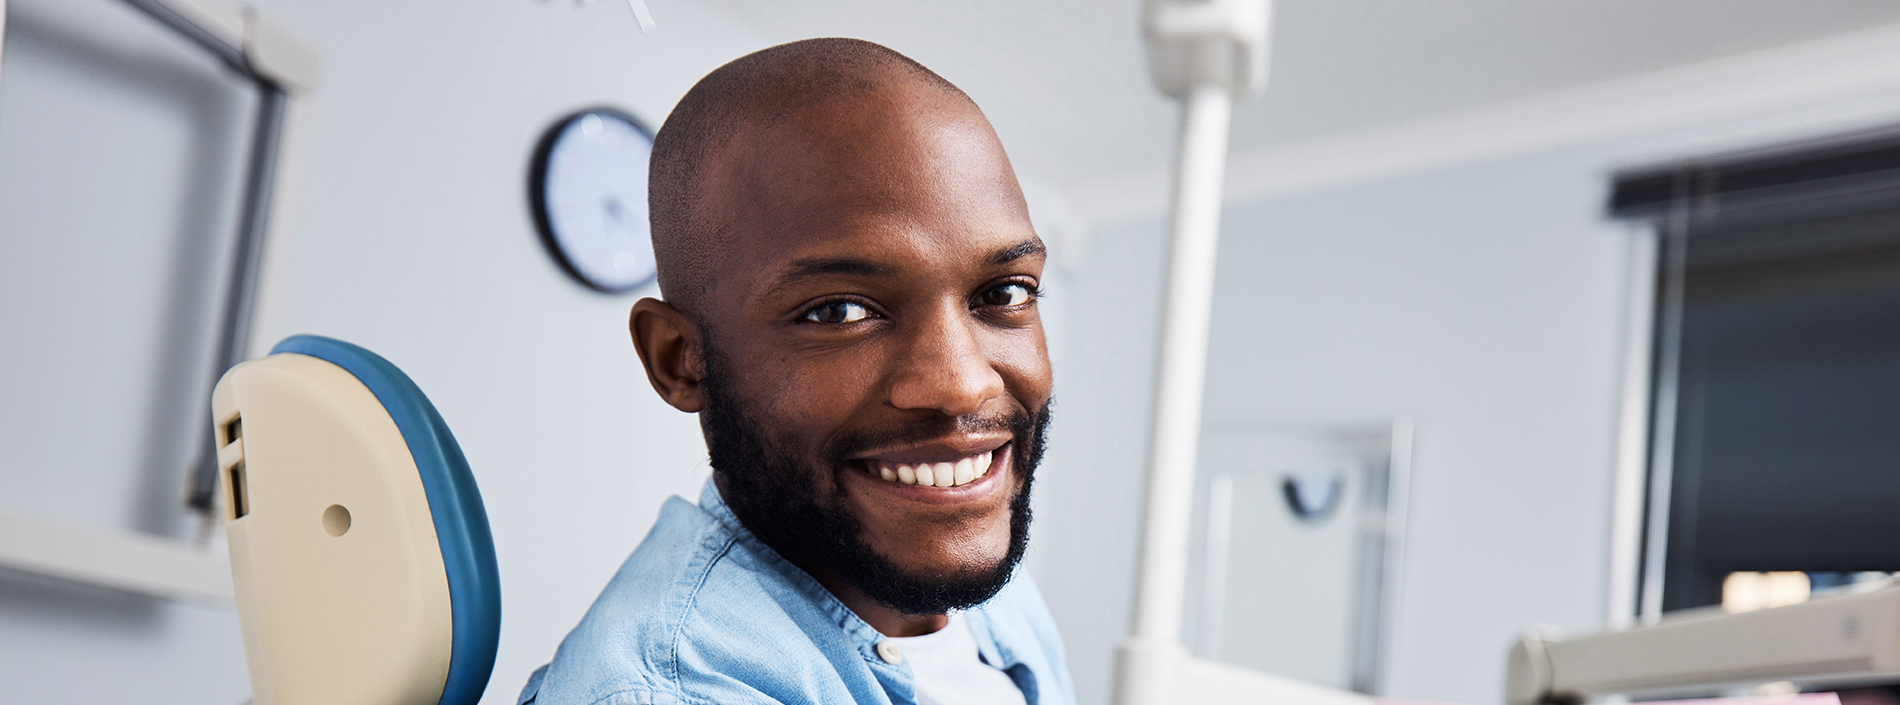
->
xmin=1142 ymin=0 xmax=1271 ymax=101
xmin=1119 ymin=3 xmax=1367 ymax=705
xmin=1507 ymin=585 xmax=1900 ymax=705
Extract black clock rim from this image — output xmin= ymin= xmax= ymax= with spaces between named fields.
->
xmin=527 ymin=105 xmax=657 ymax=294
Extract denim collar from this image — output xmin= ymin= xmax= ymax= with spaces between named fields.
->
xmin=697 ymin=481 xmax=913 ymax=691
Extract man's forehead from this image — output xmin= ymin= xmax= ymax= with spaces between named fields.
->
xmin=714 ymin=89 xmax=990 ymax=186
xmin=694 ymin=87 xmax=1035 ymax=293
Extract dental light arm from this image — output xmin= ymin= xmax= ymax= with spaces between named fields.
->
xmin=1115 ymin=2 xmax=1369 ymax=704
xmin=1507 ymin=585 xmax=1900 ymax=705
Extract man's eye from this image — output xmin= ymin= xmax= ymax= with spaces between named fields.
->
xmin=802 ymin=301 xmax=873 ymax=324
xmin=981 ymin=283 xmax=1036 ymax=307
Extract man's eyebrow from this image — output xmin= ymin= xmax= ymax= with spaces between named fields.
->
xmin=988 ymin=240 xmax=1046 ymax=266
xmin=763 ymin=257 xmax=893 ymax=297
xmin=764 ymin=242 xmax=1045 ymax=298
xmin=785 ymin=256 xmax=890 ymax=279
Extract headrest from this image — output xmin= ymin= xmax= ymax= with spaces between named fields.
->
xmin=213 ymin=335 xmax=499 ymax=705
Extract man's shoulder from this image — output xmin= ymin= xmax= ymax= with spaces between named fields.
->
xmin=523 ymin=494 xmax=745 ymax=704
xmin=522 ymin=493 xmax=869 ymax=705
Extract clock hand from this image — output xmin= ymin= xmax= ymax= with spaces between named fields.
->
xmin=603 ymin=196 xmax=627 ymax=230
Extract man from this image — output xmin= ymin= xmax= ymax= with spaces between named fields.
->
xmin=518 ymin=38 xmax=1073 ymax=705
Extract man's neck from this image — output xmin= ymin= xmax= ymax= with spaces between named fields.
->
xmin=811 ymin=572 xmax=948 ymax=637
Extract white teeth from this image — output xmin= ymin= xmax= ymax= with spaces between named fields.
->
xmin=871 ymin=450 xmax=998 ymax=487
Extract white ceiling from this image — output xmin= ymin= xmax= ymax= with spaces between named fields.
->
xmin=679 ymin=0 xmax=1900 ymax=188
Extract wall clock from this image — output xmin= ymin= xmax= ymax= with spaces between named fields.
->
xmin=529 ymin=107 xmax=657 ymax=293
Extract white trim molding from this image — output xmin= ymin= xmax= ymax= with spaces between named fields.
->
xmin=1066 ymin=20 xmax=1900 ymax=225
xmin=0 ymin=511 xmax=233 ymax=605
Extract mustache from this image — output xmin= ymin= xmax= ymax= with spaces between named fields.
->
xmin=820 ymin=407 xmax=1041 ymax=462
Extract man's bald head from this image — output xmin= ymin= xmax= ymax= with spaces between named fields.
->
xmin=648 ymin=38 xmax=984 ymax=317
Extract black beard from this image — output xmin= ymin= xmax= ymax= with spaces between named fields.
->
xmin=698 ymin=343 xmax=1050 ymax=616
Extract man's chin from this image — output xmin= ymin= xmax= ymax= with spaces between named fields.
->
xmin=838 ymin=548 xmax=1023 ymax=615
xmin=828 ymin=478 xmax=1034 ymax=614
xmin=856 ymin=524 xmax=1017 ymax=584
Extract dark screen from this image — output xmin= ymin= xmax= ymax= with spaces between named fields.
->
xmin=1661 ymin=208 xmax=1900 ymax=611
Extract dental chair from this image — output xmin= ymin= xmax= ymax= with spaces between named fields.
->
xmin=211 ymin=335 xmax=501 ymax=705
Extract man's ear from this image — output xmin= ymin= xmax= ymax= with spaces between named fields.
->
xmin=629 ymin=297 xmax=707 ymax=413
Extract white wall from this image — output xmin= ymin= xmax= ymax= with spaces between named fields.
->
xmin=1205 ymin=151 xmax=1631 ymax=701
xmin=0 ymin=0 xmax=253 ymax=541
xmin=0 ymin=0 xmax=255 ymax=701
xmin=1029 ymin=211 xmax=1167 ymax=705
xmin=1032 ymin=150 xmax=1635 ymax=705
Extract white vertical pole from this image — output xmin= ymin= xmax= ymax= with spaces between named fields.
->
xmin=1135 ymin=83 xmax=1234 ymax=642
xmin=1119 ymin=1 xmax=1269 ymax=700
xmin=1196 ymin=470 xmax=1237 ymax=657
xmin=1117 ymin=83 xmax=1235 ymax=705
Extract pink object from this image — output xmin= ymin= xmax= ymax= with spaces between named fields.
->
xmin=1377 ymin=697 xmax=1842 ymax=705
xmin=1639 ymin=694 xmax=1842 ymax=705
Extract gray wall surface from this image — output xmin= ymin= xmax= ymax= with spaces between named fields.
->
xmin=1032 ymin=149 xmax=1637 ymax=705
xmin=1204 ymin=151 xmax=1631 ymax=701
xmin=0 ymin=0 xmax=253 ymax=537
xmin=0 ymin=1 xmax=257 ymax=701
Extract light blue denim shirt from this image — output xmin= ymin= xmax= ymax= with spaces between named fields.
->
xmin=518 ymin=481 xmax=1075 ymax=705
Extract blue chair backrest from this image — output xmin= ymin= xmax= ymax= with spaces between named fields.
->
xmin=213 ymin=335 xmax=499 ymax=705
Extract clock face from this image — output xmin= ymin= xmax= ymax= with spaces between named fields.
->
xmin=531 ymin=108 xmax=656 ymax=293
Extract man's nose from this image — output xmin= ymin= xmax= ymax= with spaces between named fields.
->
xmin=887 ymin=304 xmax=1007 ymax=417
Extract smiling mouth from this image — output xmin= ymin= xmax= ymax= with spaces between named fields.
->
xmin=863 ymin=449 xmax=996 ymax=488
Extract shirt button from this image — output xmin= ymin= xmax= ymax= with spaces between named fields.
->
xmin=876 ymin=640 xmax=903 ymax=665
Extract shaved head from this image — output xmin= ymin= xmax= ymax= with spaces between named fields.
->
xmin=648 ymin=38 xmax=981 ymax=318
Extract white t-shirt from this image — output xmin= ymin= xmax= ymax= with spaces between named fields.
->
xmin=885 ymin=612 xmax=1029 ymax=705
